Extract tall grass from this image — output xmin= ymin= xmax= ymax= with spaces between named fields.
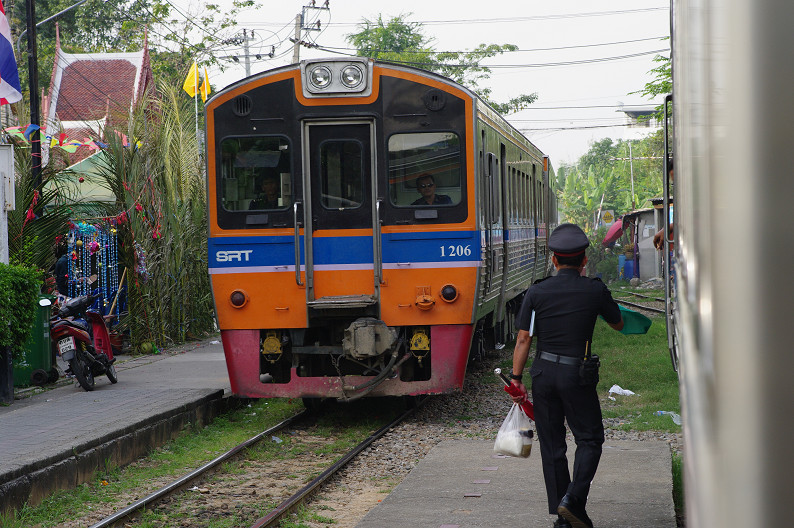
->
xmin=95 ymin=83 xmax=214 ymax=351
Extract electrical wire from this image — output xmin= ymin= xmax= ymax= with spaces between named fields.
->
xmin=247 ymin=7 xmax=669 ymax=28
xmin=519 ymin=123 xmax=639 ymax=131
xmin=512 ymin=103 xmax=662 ymax=110
xmin=310 ymin=45 xmax=667 ymax=68
xmin=317 ymin=36 xmax=669 ymax=56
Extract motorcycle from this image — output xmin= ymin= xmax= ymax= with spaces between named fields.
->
xmin=51 ymin=294 xmax=118 ymax=391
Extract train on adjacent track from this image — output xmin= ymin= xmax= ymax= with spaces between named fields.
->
xmin=665 ymin=0 xmax=794 ymax=526
xmin=205 ymin=58 xmax=557 ymax=401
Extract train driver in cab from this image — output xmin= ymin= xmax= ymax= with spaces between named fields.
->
xmin=412 ymin=173 xmax=452 ymax=206
xmin=250 ymin=172 xmax=281 ymax=210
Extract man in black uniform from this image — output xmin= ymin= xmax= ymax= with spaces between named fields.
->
xmin=510 ymin=223 xmax=624 ymax=528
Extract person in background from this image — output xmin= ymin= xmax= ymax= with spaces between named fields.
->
xmin=510 ymin=224 xmax=624 ymax=528
xmin=250 ymin=173 xmax=281 ymax=210
xmin=54 ymin=241 xmax=69 ymax=298
xmin=653 ymin=160 xmax=674 ymax=250
xmin=411 ymin=173 xmax=452 ymax=205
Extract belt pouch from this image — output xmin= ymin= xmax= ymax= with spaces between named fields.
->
xmin=579 ymin=354 xmax=600 ymax=385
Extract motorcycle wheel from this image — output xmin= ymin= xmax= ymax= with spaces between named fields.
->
xmin=105 ymin=362 xmax=118 ymax=384
xmin=70 ymin=355 xmax=95 ymax=391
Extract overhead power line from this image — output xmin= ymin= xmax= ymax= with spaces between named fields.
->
xmin=248 ymin=6 xmax=669 ymax=28
xmin=311 ymin=46 xmax=668 ymax=68
xmin=514 ymin=104 xmax=661 ymax=110
xmin=519 ymin=123 xmax=639 ymax=131
xmin=317 ymin=36 xmax=669 ymax=56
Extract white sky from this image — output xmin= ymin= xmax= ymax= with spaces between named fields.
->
xmin=187 ymin=0 xmax=670 ymax=166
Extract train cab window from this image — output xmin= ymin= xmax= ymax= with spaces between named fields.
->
xmin=319 ymin=140 xmax=364 ymax=209
xmin=387 ymin=132 xmax=462 ymax=207
xmin=219 ymin=137 xmax=292 ymax=212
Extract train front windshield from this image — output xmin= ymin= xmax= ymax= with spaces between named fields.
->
xmin=220 ymin=137 xmax=292 ymax=212
xmin=387 ymin=132 xmax=462 ymax=207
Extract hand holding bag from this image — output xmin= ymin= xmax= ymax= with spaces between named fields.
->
xmin=493 ymin=403 xmax=534 ymax=458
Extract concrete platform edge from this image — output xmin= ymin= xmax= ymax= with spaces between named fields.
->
xmin=0 ymin=389 xmax=240 ymax=513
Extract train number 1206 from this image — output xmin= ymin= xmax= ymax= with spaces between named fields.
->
xmin=440 ymin=245 xmax=472 ymax=257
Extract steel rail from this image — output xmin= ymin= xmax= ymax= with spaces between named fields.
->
xmin=88 ymin=410 xmax=308 ymax=528
xmin=625 ymin=291 xmax=666 ymax=303
xmin=617 ymin=291 xmax=666 ymax=303
xmin=248 ymin=398 xmax=425 ymax=528
xmin=615 ymin=299 xmax=665 ymax=315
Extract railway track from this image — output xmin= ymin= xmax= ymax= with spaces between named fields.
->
xmin=614 ymin=290 xmax=667 ymax=315
xmin=88 ymin=400 xmax=422 ymax=528
xmin=247 ymin=400 xmax=422 ymax=528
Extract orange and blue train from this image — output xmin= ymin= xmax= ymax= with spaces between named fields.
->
xmin=205 ymin=58 xmax=557 ymax=401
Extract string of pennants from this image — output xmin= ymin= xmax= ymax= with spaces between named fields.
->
xmin=2 ymin=124 xmax=142 ymax=153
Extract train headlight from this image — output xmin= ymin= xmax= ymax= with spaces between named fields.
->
xmin=340 ymin=65 xmax=363 ymax=88
xmin=440 ymin=284 xmax=459 ymax=303
xmin=308 ymin=66 xmax=332 ymax=89
xmin=301 ymin=58 xmax=373 ymax=98
xmin=229 ymin=289 xmax=248 ymax=308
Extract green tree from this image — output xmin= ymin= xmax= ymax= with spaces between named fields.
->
xmin=346 ymin=14 xmax=537 ymax=114
xmin=556 ymin=131 xmax=667 ymax=277
xmin=632 ymin=39 xmax=671 ymax=121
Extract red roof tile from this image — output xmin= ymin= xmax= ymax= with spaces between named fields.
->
xmin=57 ymin=60 xmax=137 ymax=121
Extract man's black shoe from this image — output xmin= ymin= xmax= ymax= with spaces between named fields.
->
xmin=557 ymin=494 xmax=593 ymax=528
xmin=554 ymin=516 xmax=573 ymax=528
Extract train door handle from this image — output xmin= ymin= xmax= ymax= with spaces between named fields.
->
xmin=294 ymin=201 xmax=304 ymax=286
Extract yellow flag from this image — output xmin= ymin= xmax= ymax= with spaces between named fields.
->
xmin=200 ymin=67 xmax=211 ymax=103
xmin=182 ymin=62 xmax=198 ymax=97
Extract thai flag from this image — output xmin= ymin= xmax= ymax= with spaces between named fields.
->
xmin=0 ymin=0 xmax=22 ymax=105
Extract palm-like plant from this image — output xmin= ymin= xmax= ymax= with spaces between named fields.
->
xmin=95 ymin=82 xmax=214 ymax=351
xmin=7 ymin=141 xmax=76 ymax=272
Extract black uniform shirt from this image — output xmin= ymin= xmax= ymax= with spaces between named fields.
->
xmin=515 ymin=268 xmax=621 ymax=357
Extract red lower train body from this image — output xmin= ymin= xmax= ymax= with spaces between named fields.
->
xmin=221 ymin=325 xmax=473 ymax=399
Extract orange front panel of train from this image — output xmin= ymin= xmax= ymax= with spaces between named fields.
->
xmin=380 ymin=266 xmax=477 ymax=326
xmin=212 ymin=272 xmax=307 ymax=329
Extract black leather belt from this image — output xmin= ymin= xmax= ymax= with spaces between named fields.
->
xmin=539 ymin=351 xmax=581 ymax=366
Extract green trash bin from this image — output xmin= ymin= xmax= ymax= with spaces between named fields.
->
xmin=13 ymin=295 xmax=57 ymax=387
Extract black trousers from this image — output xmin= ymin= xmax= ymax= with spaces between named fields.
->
xmin=530 ymin=357 xmax=604 ymax=514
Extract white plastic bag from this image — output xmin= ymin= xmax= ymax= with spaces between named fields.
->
xmin=493 ymin=403 xmax=534 ymax=458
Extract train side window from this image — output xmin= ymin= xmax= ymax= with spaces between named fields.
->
xmin=219 ymin=136 xmax=292 ymax=212
xmin=387 ymin=132 xmax=462 ymax=207
xmin=488 ymin=153 xmax=500 ymax=223
xmin=319 ymin=140 xmax=364 ymax=209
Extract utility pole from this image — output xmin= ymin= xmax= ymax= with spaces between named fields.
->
xmin=242 ymin=29 xmax=252 ymax=77
xmin=629 ymin=141 xmax=636 ymax=209
xmin=221 ymin=30 xmax=273 ymax=78
xmin=291 ymin=14 xmax=301 ymax=63
xmin=25 ymin=0 xmax=41 ymax=188
xmin=291 ymin=1 xmax=329 ymax=64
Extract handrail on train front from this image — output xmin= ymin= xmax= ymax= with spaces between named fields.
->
xmin=662 ymin=93 xmax=677 ymax=371
xmin=294 ymin=201 xmax=304 ymax=286
xmin=374 ymin=199 xmax=384 ymax=284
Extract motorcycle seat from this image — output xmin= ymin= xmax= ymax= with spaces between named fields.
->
xmin=53 ymin=318 xmax=89 ymax=332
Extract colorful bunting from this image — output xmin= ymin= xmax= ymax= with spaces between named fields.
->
xmin=2 ymin=125 xmax=143 ymax=153
xmin=23 ymin=123 xmax=40 ymax=140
